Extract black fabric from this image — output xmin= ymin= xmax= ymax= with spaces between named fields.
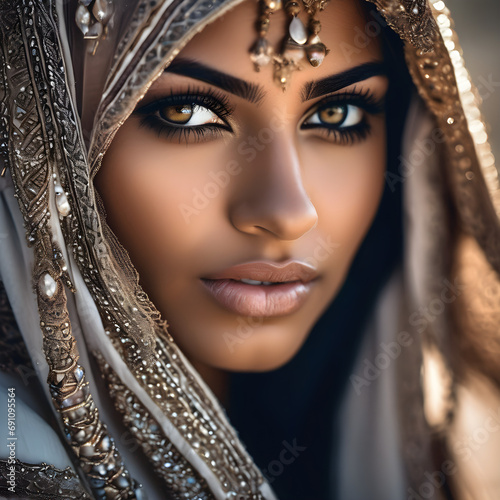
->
xmin=227 ymin=18 xmax=413 ymax=500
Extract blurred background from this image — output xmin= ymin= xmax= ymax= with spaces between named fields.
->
xmin=445 ymin=0 xmax=500 ymax=166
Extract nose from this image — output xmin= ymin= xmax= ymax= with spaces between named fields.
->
xmin=229 ymin=134 xmax=318 ymax=241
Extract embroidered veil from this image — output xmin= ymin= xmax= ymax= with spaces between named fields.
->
xmin=1 ymin=1 xmax=499 ymax=499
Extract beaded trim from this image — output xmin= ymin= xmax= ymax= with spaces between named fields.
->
xmin=0 ymin=459 xmax=90 ymax=499
xmin=404 ymin=0 xmax=500 ymax=267
xmin=0 ymin=2 xmax=143 ymax=499
xmin=95 ymin=352 xmax=215 ymax=500
xmin=1 ymin=1 xmax=499 ymax=499
xmin=97 ymin=328 xmax=266 ymax=498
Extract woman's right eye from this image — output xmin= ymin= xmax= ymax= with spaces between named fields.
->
xmin=157 ymin=103 xmax=225 ymax=127
xmin=134 ymin=90 xmax=233 ymax=143
xmin=303 ymin=103 xmax=364 ymax=129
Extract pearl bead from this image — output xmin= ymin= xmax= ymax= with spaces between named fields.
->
xmin=54 ymin=184 xmax=70 ymax=216
xmin=40 ymin=273 xmax=57 ymax=298
xmin=289 ymin=16 xmax=308 ymax=45
xmin=80 ymin=444 xmax=96 ymax=457
xmin=75 ymin=5 xmax=91 ymax=36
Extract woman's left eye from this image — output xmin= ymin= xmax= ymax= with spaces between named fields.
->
xmin=158 ymin=103 xmax=225 ymax=127
xmin=303 ymin=103 xmax=363 ymax=128
xmin=300 ymin=92 xmax=384 ymax=145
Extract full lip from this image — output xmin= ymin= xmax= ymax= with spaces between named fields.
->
xmin=200 ymin=260 xmax=319 ymax=317
xmin=202 ymin=260 xmax=319 ymax=284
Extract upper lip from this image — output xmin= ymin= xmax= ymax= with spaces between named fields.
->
xmin=202 ymin=260 xmax=319 ymax=284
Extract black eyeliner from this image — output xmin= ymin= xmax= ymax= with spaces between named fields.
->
xmin=134 ymin=85 xmax=234 ymax=120
xmin=134 ymin=85 xmax=234 ymax=143
xmin=138 ymin=116 xmax=227 ymax=144
xmin=304 ymin=87 xmax=386 ymax=117
xmin=300 ymin=88 xmax=385 ymax=146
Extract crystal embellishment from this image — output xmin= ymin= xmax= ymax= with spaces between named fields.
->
xmin=289 ymin=16 xmax=308 ymax=45
xmin=40 ymin=273 xmax=57 ymax=298
xmin=250 ymin=38 xmax=272 ymax=70
xmin=75 ymin=5 xmax=91 ymax=36
xmin=55 ymin=184 xmax=71 ymax=216
xmin=283 ymin=40 xmax=306 ymax=64
xmin=75 ymin=0 xmax=114 ymax=51
xmin=306 ymin=35 xmax=327 ymax=67
xmin=93 ymin=0 xmax=112 ymax=23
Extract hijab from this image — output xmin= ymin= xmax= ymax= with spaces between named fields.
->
xmin=1 ymin=1 xmax=499 ymax=498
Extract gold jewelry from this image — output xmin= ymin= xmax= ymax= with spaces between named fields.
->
xmin=250 ymin=0 xmax=330 ymax=90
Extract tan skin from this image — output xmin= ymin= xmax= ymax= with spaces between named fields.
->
xmin=94 ymin=0 xmax=387 ymax=401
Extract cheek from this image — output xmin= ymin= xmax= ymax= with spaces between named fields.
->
xmin=305 ymin=124 xmax=386 ymax=266
xmin=94 ymin=115 xmax=388 ymax=372
xmin=94 ymin=121 xmax=228 ymax=291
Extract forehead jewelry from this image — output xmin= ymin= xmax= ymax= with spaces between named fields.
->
xmin=250 ymin=0 xmax=330 ymax=90
xmin=75 ymin=0 xmax=113 ymax=54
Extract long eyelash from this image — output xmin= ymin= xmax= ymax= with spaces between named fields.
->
xmin=134 ymin=86 xmax=233 ymax=143
xmin=135 ymin=85 xmax=233 ymax=119
xmin=321 ymin=122 xmax=371 ymax=146
xmin=138 ymin=115 xmax=226 ymax=144
xmin=311 ymin=86 xmax=386 ymax=114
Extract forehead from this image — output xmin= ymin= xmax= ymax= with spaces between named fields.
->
xmin=175 ymin=0 xmax=383 ymax=95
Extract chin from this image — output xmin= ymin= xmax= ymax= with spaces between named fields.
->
xmin=208 ymin=328 xmax=310 ymax=372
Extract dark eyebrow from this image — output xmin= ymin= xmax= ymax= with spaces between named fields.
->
xmin=164 ymin=59 xmax=386 ymax=104
xmin=165 ymin=58 xmax=266 ymax=105
xmin=301 ymin=62 xmax=387 ymax=102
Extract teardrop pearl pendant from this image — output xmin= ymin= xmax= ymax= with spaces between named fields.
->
xmin=75 ymin=0 xmax=113 ymax=54
xmin=289 ymin=16 xmax=308 ymax=45
xmin=250 ymin=0 xmax=331 ymax=90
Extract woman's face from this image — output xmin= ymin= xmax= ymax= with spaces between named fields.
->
xmin=95 ymin=0 xmax=388 ymax=372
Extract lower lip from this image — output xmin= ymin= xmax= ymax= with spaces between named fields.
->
xmin=201 ymin=279 xmax=314 ymax=317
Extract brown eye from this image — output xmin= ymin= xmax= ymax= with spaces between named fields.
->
xmin=160 ymin=104 xmax=193 ymax=124
xmin=318 ymin=105 xmax=347 ymax=125
xmin=156 ymin=103 xmax=224 ymax=127
xmin=304 ymin=103 xmax=363 ymax=128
